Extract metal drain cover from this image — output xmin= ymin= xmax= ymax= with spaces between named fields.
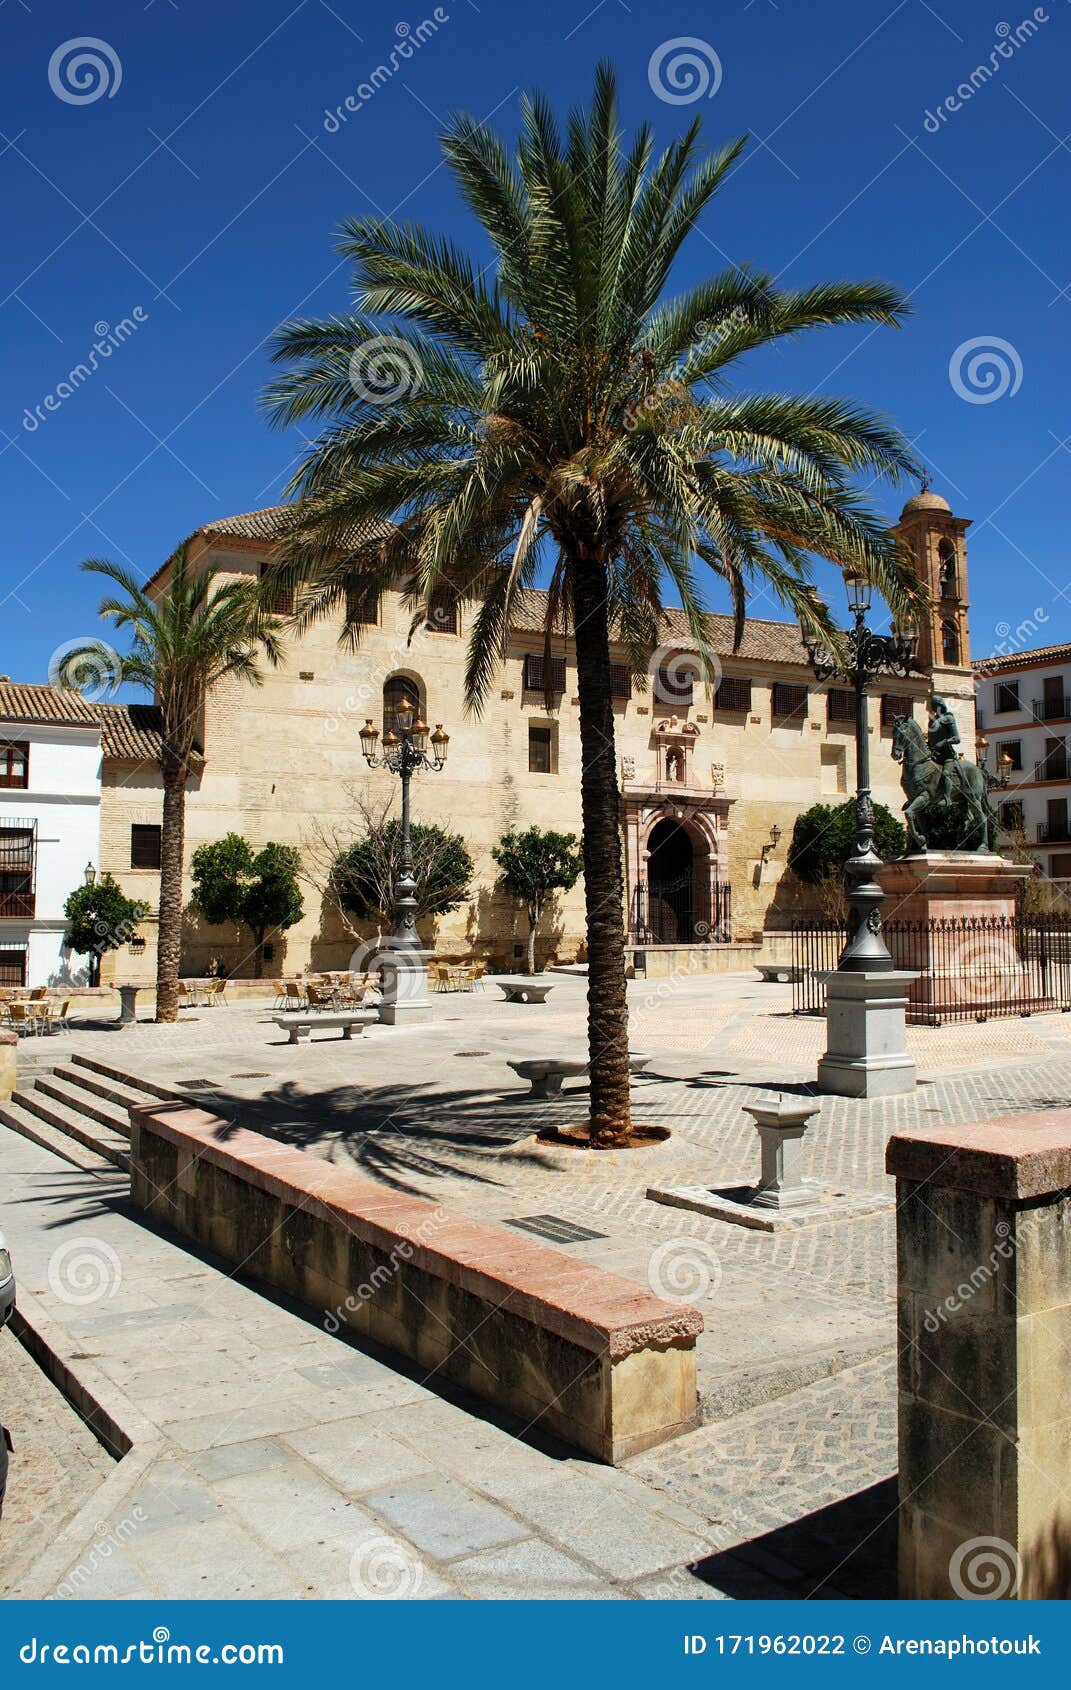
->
xmin=505 ymin=1214 xmax=608 ymax=1244
xmin=178 ymin=1078 xmax=213 ymax=1088
xmin=231 ymin=1072 xmax=270 ymax=1079
xmin=455 ymin=1050 xmax=490 ymax=1057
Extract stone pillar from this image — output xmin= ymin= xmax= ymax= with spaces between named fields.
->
xmin=0 ymin=1028 xmax=16 ymax=1101
xmin=376 ymin=947 xmax=433 ymax=1026
xmin=816 ymin=970 xmax=917 ymax=1098
xmin=888 ymin=1112 xmax=1071 ymax=1599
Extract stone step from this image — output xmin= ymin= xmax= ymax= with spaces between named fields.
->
xmin=33 ymin=1072 xmax=133 ymax=1139
xmin=0 ymin=1097 xmax=119 ymax=1175
xmin=68 ymin=1052 xmax=186 ymax=1103
xmin=49 ymin=1063 xmax=157 ymax=1121
xmin=11 ymin=1086 xmax=130 ymax=1171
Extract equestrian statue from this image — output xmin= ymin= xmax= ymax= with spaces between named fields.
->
xmin=890 ymin=699 xmax=999 ymax=854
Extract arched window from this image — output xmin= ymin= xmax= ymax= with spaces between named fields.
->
xmin=382 ymin=674 xmax=424 ymax=737
xmin=938 ymin=538 xmax=957 ymax=599
xmin=941 ymin=619 xmax=960 ymax=665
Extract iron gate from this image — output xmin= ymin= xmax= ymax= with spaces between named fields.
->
xmin=631 ymin=875 xmax=732 ymax=943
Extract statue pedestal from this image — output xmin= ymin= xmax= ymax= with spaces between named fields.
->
xmin=817 ymin=970 xmax=918 ymax=1098
xmin=376 ymin=947 xmax=434 ymax=1026
xmin=877 ymin=854 xmax=1035 ymax=1022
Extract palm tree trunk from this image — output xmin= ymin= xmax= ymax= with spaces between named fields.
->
xmin=570 ymin=555 xmax=632 ymax=1147
xmin=155 ymin=762 xmax=187 ymax=1023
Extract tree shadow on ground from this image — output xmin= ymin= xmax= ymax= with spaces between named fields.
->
xmin=689 ymin=1477 xmax=897 ymax=1599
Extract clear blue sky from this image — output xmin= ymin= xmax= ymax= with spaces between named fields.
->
xmin=2 ymin=0 xmax=1069 ymax=682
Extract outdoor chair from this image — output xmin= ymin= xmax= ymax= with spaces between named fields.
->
xmin=283 ymin=980 xmax=306 ymax=1010
xmin=28 ymin=986 xmax=47 ymax=1001
xmin=208 ymin=978 xmax=228 ymax=1007
xmin=5 ymin=1002 xmax=35 ymax=1036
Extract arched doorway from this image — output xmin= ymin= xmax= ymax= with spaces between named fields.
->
xmin=645 ymin=818 xmax=701 ymax=943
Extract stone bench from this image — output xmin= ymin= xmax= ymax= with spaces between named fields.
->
xmin=273 ymin=1012 xmax=376 ymax=1044
xmin=756 ymin=964 xmax=803 ymax=984
xmin=494 ymin=979 xmax=554 ymax=1004
xmin=508 ymin=1052 xmax=652 ymax=1098
xmin=127 ymin=1100 xmax=703 ymax=1463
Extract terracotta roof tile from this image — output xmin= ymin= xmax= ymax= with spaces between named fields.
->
xmin=509 ymin=588 xmax=808 ymax=666
xmin=973 ymin=641 xmax=1071 ymax=676
xmin=0 ymin=681 xmax=174 ymax=764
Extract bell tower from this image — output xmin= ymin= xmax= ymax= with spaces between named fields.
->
xmin=894 ymin=485 xmax=975 ymax=753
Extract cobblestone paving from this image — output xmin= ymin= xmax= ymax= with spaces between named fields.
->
xmin=0 ymin=1328 xmax=113 ymax=1593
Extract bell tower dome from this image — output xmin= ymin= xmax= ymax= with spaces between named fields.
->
xmin=894 ymin=483 xmax=975 ymax=751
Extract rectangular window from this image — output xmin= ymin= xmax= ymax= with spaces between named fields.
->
xmin=999 ymin=740 xmax=1023 ymax=771
xmin=523 ymin=653 xmax=566 ymax=695
xmin=0 ymin=948 xmax=27 ymax=988
xmin=1000 ymin=800 xmax=1024 ymax=832
xmin=0 ymin=824 xmax=35 ymax=917
xmin=345 ymin=584 xmax=380 ymax=626
xmin=656 ymin=658 xmax=694 ymax=708
xmin=0 ymin=741 xmax=29 ymax=789
xmin=258 ymin=562 xmax=294 ymax=617
xmin=826 ymin=688 xmax=855 ymax=725
xmin=881 ymin=693 xmax=914 ymax=730
xmin=131 ymin=824 xmax=162 ymax=870
xmin=771 ymin=681 xmax=808 ymax=721
xmin=609 ymin=662 xmax=632 ymax=701
xmin=425 ymin=590 xmax=458 ymax=634
xmin=528 ymin=722 xmax=555 ymax=773
xmin=714 ymin=676 xmax=752 ymax=713
xmin=995 ymin=680 xmax=1020 ymax=714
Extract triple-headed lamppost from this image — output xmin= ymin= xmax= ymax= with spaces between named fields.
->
xmin=801 ymin=570 xmax=919 ymax=972
xmin=359 ymin=701 xmax=449 ymax=950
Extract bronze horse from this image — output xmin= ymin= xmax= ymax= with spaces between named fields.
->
xmin=891 ymin=715 xmax=998 ymax=853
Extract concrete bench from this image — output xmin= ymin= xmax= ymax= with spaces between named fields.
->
xmin=508 ymin=1052 xmax=652 ymax=1098
xmin=494 ymin=979 xmax=555 ymax=1004
xmin=128 ymin=1100 xmax=703 ymax=1463
xmin=273 ymin=1012 xmax=375 ymax=1044
xmin=756 ymin=964 xmax=803 ymax=984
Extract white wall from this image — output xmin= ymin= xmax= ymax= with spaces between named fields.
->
xmin=0 ymin=726 xmax=101 ymax=985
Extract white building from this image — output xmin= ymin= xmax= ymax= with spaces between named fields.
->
xmin=974 ymin=643 xmax=1071 ymax=880
xmin=0 ymin=682 xmax=105 ymax=987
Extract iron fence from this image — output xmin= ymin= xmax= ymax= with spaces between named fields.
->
xmin=791 ymin=913 xmax=1071 ymax=1025
xmin=630 ymin=876 xmax=732 ymax=944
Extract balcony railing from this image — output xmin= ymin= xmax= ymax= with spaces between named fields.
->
xmin=0 ymin=891 xmax=35 ymax=918
xmin=1038 ymin=822 xmax=1071 ymax=844
xmin=1033 ymin=697 xmax=1071 ymax=723
xmin=1035 ymin=759 xmax=1071 ymax=784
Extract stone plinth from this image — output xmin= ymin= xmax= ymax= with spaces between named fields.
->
xmin=877 ymin=854 xmax=1036 ymax=1021
xmin=0 ymin=1029 xmax=15 ymax=1101
xmin=817 ymin=969 xmax=917 ymax=1098
xmin=888 ymin=1112 xmax=1071 ymax=1599
xmin=376 ymin=947 xmax=433 ymax=1026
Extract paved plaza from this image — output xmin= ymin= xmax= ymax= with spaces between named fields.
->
xmin=3 ymin=970 xmax=1071 ymax=1598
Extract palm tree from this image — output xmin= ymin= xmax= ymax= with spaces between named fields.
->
xmin=262 ymin=64 xmax=923 ymax=1146
xmin=58 ymin=544 xmax=282 ymax=1022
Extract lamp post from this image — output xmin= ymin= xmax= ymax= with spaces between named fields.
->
xmin=359 ymin=702 xmax=449 ymax=950
xmin=802 ymin=572 xmax=919 ymax=972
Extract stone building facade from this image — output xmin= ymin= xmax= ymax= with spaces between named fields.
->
xmin=85 ymin=488 xmax=975 ymax=982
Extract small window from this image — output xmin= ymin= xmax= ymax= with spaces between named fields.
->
xmin=999 ymin=740 xmax=1023 ymax=772
xmin=772 ymin=681 xmax=808 ymax=721
xmin=129 ymin=934 xmax=147 ymax=953
xmin=1000 ymin=800 xmax=1024 ymax=831
xmin=715 ymin=676 xmax=752 ymax=714
xmin=941 ymin=619 xmax=960 ymax=665
xmin=881 ymin=693 xmax=914 ymax=730
xmin=0 ymin=741 xmax=28 ymax=789
xmin=523 ymin=654 xmax=566 ymax=695
xmin=0 ymin=948 xmax=27 ymax=988
xmin=938 ymin=538 xmax=957 ymax=598
xmin=131 ymin=824 xmax=162 ymax=870
xmin=382 ymin=675 xmax=423 ymax=737
xmin=528 ymin=722 xmax=556 ymax=774
xmin=995 ymin=681 xmax=1020 ymax=714
xmin=609 ymin=662 xmax=632 ymax=701
xmin=826 ymin=688 xmax=855 ymax=725
xmin=425 ymin=589 xmax=458 ymax=635
xmin=345 ymin=584 xmax=380 ymax=626
xmin=0 ymin=825 xmax=35 ymax=914
xmin=655 ymin=656 xmax=695 ymax=708
xmin=259 ymin=562 xmax=294 ymax=617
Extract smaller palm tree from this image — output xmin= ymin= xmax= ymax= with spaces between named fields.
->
xmin=57 ymin=543 xmax=282 ymax=1022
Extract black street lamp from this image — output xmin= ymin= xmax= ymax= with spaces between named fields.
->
xmin=802 ymin=572 xmax=919 ymax=972
xmin=360 ymin=702 xmax=449 ymax=951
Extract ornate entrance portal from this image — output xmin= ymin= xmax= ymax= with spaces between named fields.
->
xmin=622 ymin=718 xmax=734 ymax=945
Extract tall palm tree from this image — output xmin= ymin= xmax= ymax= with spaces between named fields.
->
xmin=58 ymin=544 xmax=282 ymax=1022
xmin=263 ymin=64 xmax=924 ymax=1146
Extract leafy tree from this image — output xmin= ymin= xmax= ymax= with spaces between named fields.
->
xmin=57 ymin=545 xmax=283 ymax=1019
xmin=492 ymin=826 xmax=584 ymax=973
xmin=333 ymin=815 xmax=473 ymax=928
xmin=191 ymin=833 xmax=304 ymax=976
xmin=62 ymin=875 xmax=149 ymax=987
xmin=263 ymin=66 xmax=922 ymax=1144
xmin=788 ymin=800 xmax=906 ymax=889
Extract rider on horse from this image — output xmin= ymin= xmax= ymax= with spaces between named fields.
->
xmin=927 ymin=696 xmax=961 ymax=805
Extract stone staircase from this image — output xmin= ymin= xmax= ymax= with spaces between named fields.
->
xmin=0 ymin=1053 xmax=182 ymax=1174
